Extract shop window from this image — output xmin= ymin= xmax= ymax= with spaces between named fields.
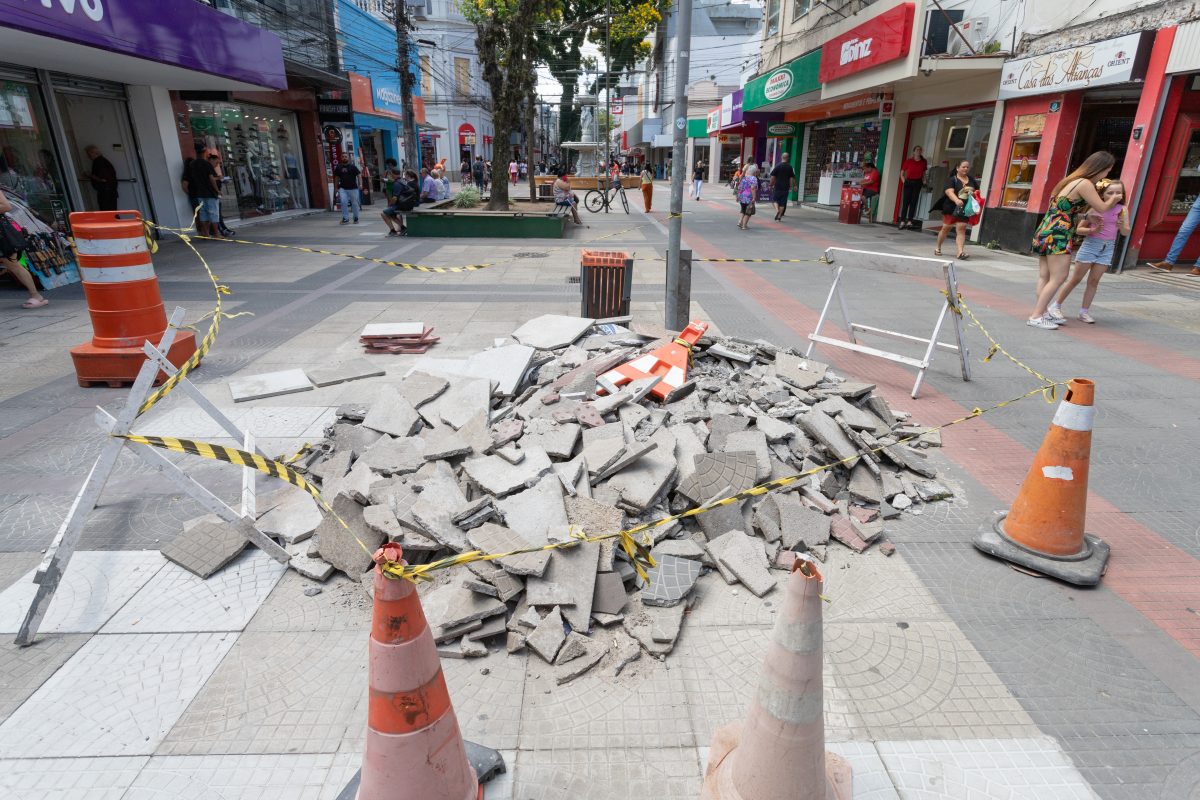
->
xmin=0 ymin=80 xmax=71 ymax=231
xmin=1150 ymin=113 xmax=1200 ymax=229
xmin=186 ymin=101 xmax=308 ymax=219
xmin=454 ymin=57 xmax=471 ymax=96
xmin=420 ymin=55 xmax=434 ymax=96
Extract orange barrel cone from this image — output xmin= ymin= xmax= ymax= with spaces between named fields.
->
xmin=68 ymin=210 xmax=197 ymax=387
xmin=974 ymin=378 xmax=1110 ymax=585
xmin=598 ymin=320 xmax=707 ymax=401
xmin=357 ymin=543 xmax=481 ymax=800
xmin=701 ymin=557 xmax=852 ymax=800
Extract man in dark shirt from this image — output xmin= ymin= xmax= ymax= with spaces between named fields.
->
xmin=83 ymin=145 xmax=118 ymax=210
xmin=186 ymin=148 xmax=221 ymax=237
xmin=471 ymin=156 xmax=486 ymax=191
xmin=769 ymin=152 xmax=796 ymax=221
xmin=334 ymin=153 xmax=362 ymax=224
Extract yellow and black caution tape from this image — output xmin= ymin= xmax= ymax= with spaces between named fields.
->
xmin=943 ymin=290 xmax=1062 ymax=402
xmin=115 ymin=381 xmax=1064 ymax=585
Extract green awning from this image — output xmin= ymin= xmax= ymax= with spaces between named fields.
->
xmin=744 ymin=50 xmax=821 ymax=112
xmin=687 ymin=118 xmax=709 ymax=138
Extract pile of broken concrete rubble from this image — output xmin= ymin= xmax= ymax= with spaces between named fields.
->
xmin=257 ymin=314 xmax=953 ymax=683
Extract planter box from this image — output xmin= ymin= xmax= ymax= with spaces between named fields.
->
xmin=407 ymin=201 xmax=570 ymax=238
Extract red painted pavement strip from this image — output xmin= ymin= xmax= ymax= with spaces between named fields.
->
xmin=749 ymin=215 xmax=1200 ymax=382
xmin=687 ymin=227 xmax=1200 ymax=658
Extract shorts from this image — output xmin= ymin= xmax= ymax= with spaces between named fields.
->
xmin=862 ymin=188 xmax=878 ymax=200
xmin=739 ymin=202 xmax=753 ymax=214
xmin=1074 ymin=236 xmax=1115 ymax=266
xmin=942 ymin=213 xmax=966 ymax=226
xmin=383 ymin=205 xmax=406 ymax=218
xmin=197 ymin=196 xmax=220 ymax=223
xmin=773 ymin=192 xmax=790 ymax=205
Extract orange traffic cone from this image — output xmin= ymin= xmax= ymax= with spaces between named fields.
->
xmin=69 ymin=210 xmax=197 ymax=387
xmin=348 ymin=543 xmax=496 ymax=800
xmin=974 ymin=378 xmax=1110 ymax=585
xmin=598 ymin=320 xmax=707 ymax=401
xmin=701 ymin=557 xmax=852 ymax=800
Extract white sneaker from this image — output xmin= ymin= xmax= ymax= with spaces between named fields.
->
xmin=1078 ymin=310 xmax=1095 ymax=324
xmin=1046 ymin=307 xmax=1067 ymax=324
xmin=1026 ymin=316 xmax=1059 ymax=330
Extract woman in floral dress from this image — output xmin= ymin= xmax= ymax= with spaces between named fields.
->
xmin=737 ymin=164 xmax=759 ymax=230
xmin=1027 ymin=152 xmax=1119 ymax=330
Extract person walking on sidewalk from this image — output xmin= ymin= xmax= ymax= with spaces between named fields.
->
xmin=472 ymin=156 xmax=486 ymax=191
xmin=736 ymin=164 xmax=759 ymax=230
xmin=640 ymin=164 xmax=654 ymax=212
xmin=691 ymin=161 xmax=705 ymax=200
xmin=898 ymin=146 xmax=928 ymax=229
xmin=769 ymin=153 xmax=795 ymax=221
xmin=1048 ymin=179 xmax=1130 ymax=324
xmin=509 ymin=160 xmax=519 ymax=186
xmin=0 ymin=193 xmax=47 ymax=308
xmin=934 ymin=160 xmax=978 ymax=261
xmin=1027 ymin=151 xmax=1118 ymax=330
xmin=1148 ymin=193 xmax=1200 ymax=275
xmin=334 ymin=153 xmax=361 ymax=224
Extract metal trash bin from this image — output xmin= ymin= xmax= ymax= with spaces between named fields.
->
xmin=580 ymin=249 xmax=633 ymax=318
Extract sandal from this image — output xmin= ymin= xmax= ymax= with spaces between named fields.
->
xmin=933 ymin=249 xmax=942 ymax=256
xmin=958 ymin=252 xmax=970 ymax=260
xmin=21 ymin=297 xmax=48 ymax=309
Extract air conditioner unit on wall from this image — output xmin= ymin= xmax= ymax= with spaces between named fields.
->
xmin=948 ymin=17 xmax=991 ymax=55
xmin=408 ymin=0 xmax=430 ymax=18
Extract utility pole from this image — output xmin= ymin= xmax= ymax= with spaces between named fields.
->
xmin=603 ymin=0 xmax=612 ymax=181
xmin=665 ymin=0 xmax=692 ymax=329
xmin=386 ymin=0 xmax=421 ymax=171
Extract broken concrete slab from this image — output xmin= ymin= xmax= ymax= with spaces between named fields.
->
xmin=708 ymin=414 xmax=750 ymax=452
xmin=358 ymin=436 xmax=426 ymax=476
xmin=754 ymin=414 xmax=799 ymax=443
xmin=554 ymin=631 xmax=592 ymax=664
xmin=326 ymin=424 xmax=384 ymax=459
xmin=421 ymin=376 xmax=493 ymax=431
xmin=556 ymin=638 xmax=608 ymax=684
xmin=410 ymin=473 xmax=472 ymax=551
xmin=651 ymin=538 xmax=706 ymax=561
xmin=594 ymin=439 xmax=657 ymax=482
xmin=847 ymin=463 xmax=883 ymax=504
xmin=311 ymin=449 xmax=352 ymax=486
xmin=160 ymin=519 xmax=248 ymax=578
xmin=671 ymin=424 xmax=708 ymax=484
xmin=525 ymin=542 xmax=600 ymax=632
xmin=640 ymin=554 xmax=702 ymax=607
xmin=677 ymin=451 xmax=758 ymax=506
xmin=315 ymin=494 xmax=383 ymax=581
xmin=256 ymin=491 xmax=322 ymax=544
xmin=435 ymin=618 xmax=485 ymax=645
xmin=305 ymin=359 xmax=386 ymax=388
xmin=582 ymin=437 xmax=627 ymax=482
xmin=284 ymin=541 xmax=334 ymax=581
xmin=774 ymin=493 xmax=831 ymax=549
xmin=722 ymin=429 xmax=771 ymax=481
xmin=592 ymin=570 xmax=628 ymax=616
xmin=825 ymin=381 xmax=875 ymax=399
xmin=829 ymin=514 xmax=870 ymax=553
xmin=716 ymin=531 xmax=776 ymax=597
xmin=229 ymin=368 xmax=313 ymax=402
xmin=399 ymin=371 xmax=450 ymax=408
xmin=696 ymin=489 xmax=749 ymax=541
xmin=467 ymin=523 xmax=550 ymax=577
xmin=424 ymin=581 xmax=508 ymax=631
xmin=623 ymin=599 xmax=686 ymax=656
xmin=512 ymin=314 xmax=595 ymax=350
xmin=331 ymin=459 xmax=374 ymax=505
xmin=463 ymin=446 xmax=553 ymax=497
xmin=618 ymin=403 xmax=650 ymax=430
xmin=460 ymin=637 xmax=489 ymax=658
xmin=363 ymin=504 xmax=403 ymax=539
xmin=606 ymin=428 xmax=677 ymax=512
xmin=850 ymin=516 xmax=884 ymax=544
xmin=564 ymin=495 xmax=624 ymax=541
xmin=773 ymin=353 xmax=826 ymax=391
xmin=817 ymin=395 xmax=880 ymax=431
xmin=526 ymin=605 xmax=567 ymax=663
xmin=421 ymin=426 xmax=473 ymax=461
xmin=466 ymin=614 xmax=508 ymax=642
xmin=796 ymin=410 xmax=860 ymax=468
xmin=497 ymin=477 xmax=569 ymax=544
xmin=915 ymin=480 xmax=953 ymax=501
xmin=362 ymin=388 xmax=422 ymax=438
xmin=521 ymin=418 xmax=580 ymax=460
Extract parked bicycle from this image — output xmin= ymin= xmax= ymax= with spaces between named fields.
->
xmin=584 ymin=178 xmax=630 ymax=214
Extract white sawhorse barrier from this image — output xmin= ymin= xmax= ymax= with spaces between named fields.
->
xmin=805 ymin=248 xmax=971 ymax=398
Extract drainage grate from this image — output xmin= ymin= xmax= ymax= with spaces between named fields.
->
xmin=566 ymin=276 xmax=580 ymax=284
xmin=513 ymin=251 xmax=550 ymax=259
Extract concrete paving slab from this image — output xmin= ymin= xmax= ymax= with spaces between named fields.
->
xmin=424 ymin=581 xmax=507 ymax=631
xmin=0 ymin=633 xmax=89 ymax=724
xmin=410 ymin=472 xmax=472 ymax=551
xmin=0 ymin=550 xmax=164 ymax=634
xmin=606 ymin=428 xmax=676 ymax=512
xmin=526 ymin=542 xmax=599 ymax=631
xmin=497 ymin=477 xmax=569 ymax=544
xmin=0 ymin=755 xmax=148 ymax=799
xmin=464 ymin=446 xmax=553 ymax=497
xmin=361 ymin=388 xmax=421 ymax=437
xmin=399 ymin=370 xmax=450 ymax=408
xmin=640 ymin=555 xmax=702 ymax=607
xmin=122 ymin=752 xmax=340 ymax=799
xmin=526 ymin=605 xmax=566 ymax=663
xmin=305 ymin=359 xmax=386 ymax=388
xmin=256 ymin=490 xmax=322 ymax=544
xmin=229 ymin=368 xmax=314 ymax=402
xmin=158 ymin=518 xmax=249 ymax=579
xmin=512 ymin=314 xmax=594 ymax=350
xmin=592 ymin=570 xmax=628 ymax=616
xmin=315 ymin=494 xmax=382 ymax=580
xmin=797 ymin=410 xmax=860 ymax=468
xmin=284 ymin=541 xmax=335 ymax=582
xmin=467 ymin=523 xmax=550 ymax=577
xmin=522 ymin=418 xmax=581 ymax=460
xmin=715 ymin=532 xmax=776 ymax=597
xmin=432 ymin=376 xmax=494 ymax=431
xmin=359 ymin=434 xmax=426 ymax=475
xmin=0 ymin=632 xmax=237 ymax=757
xmin=677 ymin=451 xmax=758 ymax=505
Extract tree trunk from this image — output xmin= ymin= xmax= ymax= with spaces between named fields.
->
xmin=526 ymin=90 xmax=537 ymax=201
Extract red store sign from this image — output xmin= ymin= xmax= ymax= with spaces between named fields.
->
xmin=819 ymin=3 xmax=915 ymax=83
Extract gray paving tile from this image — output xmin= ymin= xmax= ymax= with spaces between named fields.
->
xmin=159 ymin=519 xmax=248 ymax=578
xmin=0 ymin=755 xmax=148 ymax=799
xmin=159 ymin=629 xmax=365 ymax=756
xmin=246 ymin=571 xmax=373 ymax=631
xmin=0 ymin=633 xmax=89 ymax=723
xmin=0 ymin=632 xmax=237 ymax=757
xmin=102 ymin=550 xmax=287 ymax=633
xmin=0 ymin=550 xmax=165 ymax=634
xmin=0 ymin=551 xmax=40 ymax=592
xmin=123 ymin=753 xmax=337 ymax=799
xmin=440 ymin=646 xmax=528 ymax=750
xmin=512 ymin=746 xmax=701 ymax=799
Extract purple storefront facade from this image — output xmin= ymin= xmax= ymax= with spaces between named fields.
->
xmin=0 ymin=0 xmax=331 ymax=234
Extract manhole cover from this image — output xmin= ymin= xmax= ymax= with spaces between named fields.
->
xmin=513 ymin=251 xmax=549 ymax=259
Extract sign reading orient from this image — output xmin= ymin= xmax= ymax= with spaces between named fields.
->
xmin=818 ymin=2 xmax=915 ymax=83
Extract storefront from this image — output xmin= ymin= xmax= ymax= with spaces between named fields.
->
xmin=0 ymin=0 xmax=285 ymax=294
xmin=348 ymin=72 xmax=403 ymax=201
xmin=742 ymin=51 xmax=822 ymax=199
xmin=981 ymin=30 xmax=1157 ymax=253
xmin=458 ymin=123 xmax=477 ymax=164
xmin=898 ymin=104 xmax=994 ymax=226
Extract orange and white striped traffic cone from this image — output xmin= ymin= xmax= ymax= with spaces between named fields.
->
xmin=598 ymin=320 xmax=707 ymax=401
xmin=701 ymin=557 xmax=852 ymax=800
xmin=69 ymin=210 xmax=197 ymax=387
xmin=351 ymin=543 xmax=491 ymax=800
xmin=974 ymin=378 xmax=1110 ymax=585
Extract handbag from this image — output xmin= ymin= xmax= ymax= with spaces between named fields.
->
xmin=747 ymin=201 xmax=756 ymax=216
xmin=0 ymin=213 xmax=28 ymax=255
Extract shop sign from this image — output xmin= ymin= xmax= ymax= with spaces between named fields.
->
xmin=818 ymin=3 xmax=915 ymax=83
xmin=783 ymin=91 xmax=889 ymax=123
xmin=720 ymin=90 xmax=744 ymax=128
xmin=458 ymin=123 xmax=476 ymax=145
xmin=706 ymin=107 xmax=722 ymax=135
xmin=744 ymin=50 xmax=822 ymax=111
xmin=766 ymin=122 xmax=802 ymax=137
xmin=611 ymin=98 xmax=623 ymax=115
xmin=318 ymin=98 xmax=353 ymax=123
xmin=372 ymin=75 xmax=406 ymax=118
xmin=622 ymin=131 xmax=628 ymax=149
xmin=0 ymin=0 xmax=287 ymax=89
xmin=686 ymin=118 xmax=709 ymax=138
xmin=997 ymin=31 xmax=1152 ymax=100
xmin=880 ymin=100 xmax=895 ymax=119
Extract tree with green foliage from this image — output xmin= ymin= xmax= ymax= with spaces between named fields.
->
xmin=535 ymin=0 xmax=669 ymax=148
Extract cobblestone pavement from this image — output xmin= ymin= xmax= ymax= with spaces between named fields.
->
xmin=1 ymin=185 xmax=1197 ymax=797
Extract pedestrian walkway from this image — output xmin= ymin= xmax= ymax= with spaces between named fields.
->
xmin=0 ymin=191 xmax=1197 ymax=797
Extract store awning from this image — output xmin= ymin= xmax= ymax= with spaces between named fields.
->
xmin=743 ymin=51 xmax=822 ymax=114
xmin=0 ymin=0 xmax=286 ymax=90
